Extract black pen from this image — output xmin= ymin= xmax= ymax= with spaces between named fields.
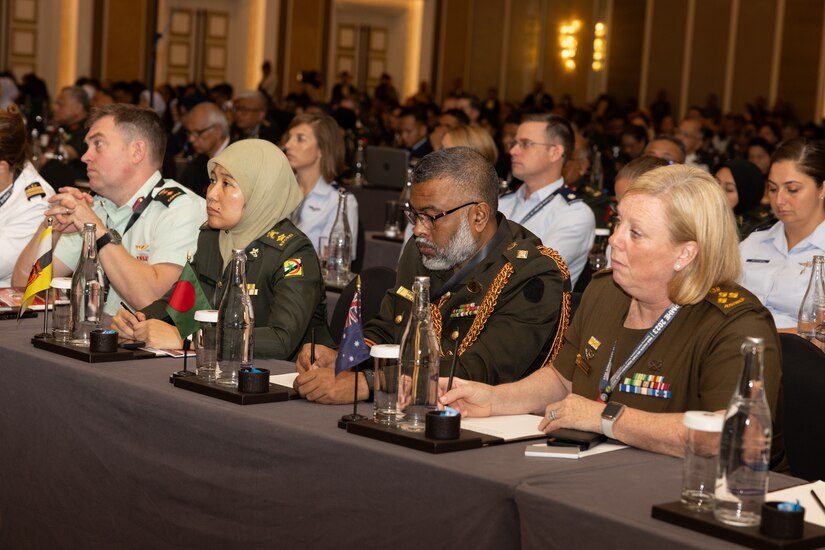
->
xmin=811 ymin=489 xmax=825 ymax=514
xmin=310 ymin=327 xmax=316 ymax=365
xmin=446 ymin=338 xmax=460 ymax=391
xmin=120 ymin=301 xmax=136 ymax=315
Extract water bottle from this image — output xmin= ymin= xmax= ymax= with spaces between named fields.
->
xmin=325 ymin=189 xmax=352 ymax=286
xmin=589 ymin=228 xmax=610 ymax=271
xmin=216 ymin=249 xmax=254 ymax=387
xmin=713 ymin=337 xmax=772 ymax=527
xmin=798 ymin=255 xmax=825 ymax=349
xmin=352 ymin=138 xmax=366 ymax=186
xmin=397 ymin=276 xmax=440 ymax=432
xmin=70 ymin=223 xmax=104 ymax=345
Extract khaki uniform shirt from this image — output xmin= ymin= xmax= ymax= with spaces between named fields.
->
xmin=142 ymin=218 xmax=329 ymax=361
xmin=364 ymin=216 xmax=571 ymax=384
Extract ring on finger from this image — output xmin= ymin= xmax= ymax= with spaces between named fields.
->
xmin=548 ymin=409 xmax=557 ymax=421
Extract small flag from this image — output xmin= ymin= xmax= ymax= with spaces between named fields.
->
xmin=19 ymin=223 xmax=53 ymax=319
xmin=335 ymin=278 xmax=370 ymax=375
xmin=165 ymin=260 xmax=211 ymax=339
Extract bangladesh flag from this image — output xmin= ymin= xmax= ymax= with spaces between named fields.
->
xmin=165 ymin=261 xmax=211 ymax=339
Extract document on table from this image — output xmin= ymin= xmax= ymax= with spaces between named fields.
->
xmin=524 ymin=442 xmax=629 ymax=459
xmin=460 ymin=414 xmax=547 ymax=441
xmin=269 ymin=372 xmax=299 ymax=388
xmin=767 ymin=480 xmax=825 ymax=527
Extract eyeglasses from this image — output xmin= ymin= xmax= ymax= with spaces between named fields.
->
xmin=512 ymin=139 xmax=561 ymax=152
xmin=188 ymin=124 xmax=216 ymax=139
xmin=402 ymin=201 xmax=479 ymax=229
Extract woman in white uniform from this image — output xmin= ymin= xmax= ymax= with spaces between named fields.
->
xmin=739 ymin=138 xmax=825 ymax=329
xmin=0 ymin=106 xmax=55 ymax=286
xmin=284 ymin=113 xmax=358 ymax=259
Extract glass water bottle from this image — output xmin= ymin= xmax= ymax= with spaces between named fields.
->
xmin=325 ymin=189 xmax=352 ymax=287
xmin=397 ymin=276 xmax=440 ymax=432
xmin=70 ymin=223 xmax=104 ymax=345
xmin=798 ymin=255 xmax=825 ymax=349
xmin=216 ymin=249 xmax=254 ymax=387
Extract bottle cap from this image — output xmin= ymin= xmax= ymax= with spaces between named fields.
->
xmin=595 ymin=228 xmax=611 ymax=236
xmin=194 ymin=310 xmax=219 ymax=323
xmin=370 ymin=344 xmax=399 ymax=359
xmin=683 ymin=411 xmax=723 ymax=432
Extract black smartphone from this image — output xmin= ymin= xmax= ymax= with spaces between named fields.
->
xmin=546 ymin=428 xmax=607 ymax=451
xmin=120 ymin=340 xmax=146 ymax=350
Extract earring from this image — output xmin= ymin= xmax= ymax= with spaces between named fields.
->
xmin=674 ymin=263 xmax=681 ymax=271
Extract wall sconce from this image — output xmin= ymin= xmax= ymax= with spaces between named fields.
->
xmin=559 ymin=19 xmax=581 ymax=71
xmin=592 ymin=21 xmax=607 ymax=72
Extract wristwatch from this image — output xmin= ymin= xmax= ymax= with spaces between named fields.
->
xmin=601 ymin=402 xmax=626 ymax=439
xmin=96 ymin=228 xmax=122 ymax=251
xmin=361 ymin=369 xmax=375 ymax=403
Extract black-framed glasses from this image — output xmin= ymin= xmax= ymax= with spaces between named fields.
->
xmin=188 ymin=124 xmax=216 ymax=139
xmin=402 ymin=201 xmax=479 ymax=228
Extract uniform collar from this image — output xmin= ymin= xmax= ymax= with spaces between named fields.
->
xmin=307 ymin=176 xmax=335 ymax=199
xmin=764 ymin=219 xmax=825 ymax=254
xmin=98 ymin=171 xmax=163 ymax=226
xmin=517 ymin=177 xmax=564 ymax=202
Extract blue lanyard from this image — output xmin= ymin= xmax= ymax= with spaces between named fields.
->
xmin=598 ymin=303 xmax=681 ymax=402
xmin=518 ymin=187 xmax=564 ymax=225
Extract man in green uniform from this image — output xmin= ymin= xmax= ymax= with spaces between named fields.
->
xmin=294 ymin=147 xmax=571 ymax=404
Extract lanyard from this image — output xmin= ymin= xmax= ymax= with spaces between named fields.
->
xmin=598 ymin=303 xmax=682 ymax=402
xmin=519 ymin=186 xmax=564 ymax=224
xmin=122 ymin=177 xmax=165 ymax=235
xmin=0 ymin=185 xmax=13 ymax=209
xmin=431 ymin=224 xmax=508 ymax=301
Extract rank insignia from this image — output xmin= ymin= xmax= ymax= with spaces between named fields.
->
xmin=647 ymin=359 xmax=663 ymax=372
xmin=466 ymin=281 xmax=482 ymax=294
xmin=507 ymin=242 xmax=518 ymax=250
xmin=249 ymin=247 xmax=259 ymax=258
xmin=396 ymin=286 xmax=414 ymax=302
xmin=283 ymin=258 xmax=303 ymax=277
xmin=575 ymin=353 xmax=590 ymax=375
xmin=450 ymin=303 xmax=478 ymax=318
xmin=516 ymin=250 xmax=528 ymax=259
xmin=585 ymin=347 xmax=595 ymax=360
xmin=587 ymin=336 xmax=601 ymax=350
xmin=24 ymin=182 xmax=46 ymax=200
xmin=155 ymin=187 xmax=185 ymax=206
xmin=276 ymin=233 xmax=294 ymax=246
xmin=266 ymin=230 xmax=277 ymax=239
xmin=246 ymin=283 xmax=258 ymax=296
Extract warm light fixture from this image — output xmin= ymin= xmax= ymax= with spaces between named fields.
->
xmin=559 ymin=19 xmax=581 ymax=71
xmin=592 ymin=21 xmax=607 ymax=72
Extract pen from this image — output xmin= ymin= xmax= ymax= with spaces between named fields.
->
xmin=310 ymin=327 xmax=316 ymax=365
xmin=446 ymin=338 xmax=460 ymax=391
xmin=811 ymin=490 xmax=825 ymax=514
xmin=120 ymin=301 xmax=136 ymax=315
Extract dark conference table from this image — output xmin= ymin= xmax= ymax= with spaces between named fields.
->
xmin=0 ymin=319 xmax=800 ymax=549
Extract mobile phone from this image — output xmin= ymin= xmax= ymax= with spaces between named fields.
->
xmin=546 ymin=428 xmax=606 ymax=451
xmin=120 ymin=340 xmax=146 ymax=350
xmin=525 ymin=444 xmax=580 ymax=458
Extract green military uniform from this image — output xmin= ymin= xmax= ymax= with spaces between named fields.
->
xmin=142 ymin=218 xmax=330 ymax=361
xmin=570 ymin=177 xmax=614 ymax=230
xmin=554 ymin=270 xmax=785 ymax=467
xmin=737 ymin=205 xmax=776 ymax=241
xmin=363 ymin=215 xmax=572 ymax=384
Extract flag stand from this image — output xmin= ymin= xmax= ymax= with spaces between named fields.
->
xmin=337 ymin=363 xmax=366 ymax=429
xmin=172 ymin=336 xmax=195 ymax=378
xmin=32 ymin=288 xmax=50 ymax=339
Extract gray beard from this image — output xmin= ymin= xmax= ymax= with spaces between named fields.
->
xmin=417 ymin=216 xmax=479 ymax=271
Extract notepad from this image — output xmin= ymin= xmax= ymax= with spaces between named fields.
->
xmin=460 ymin=414 xmax=547 ymax=441
xmin=524 ymin=442 xmax=629 ymax=459
xmin=269 ymin=372 xmax=299 ymax=388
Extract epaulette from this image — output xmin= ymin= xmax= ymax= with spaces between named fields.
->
xmin=706 ymin=285 xmax=754 ymax=314
xmin=154 ymin=186 xmax=187 ymax=206
xmin=559 ymin=186 xmax=584 ymax=204
xmin=24 ymin=182 xmax=46 ymax=201
xmin=262 ymin=227 xmax=296 ymax=250
xmin=751 ymin=221 xmax=775 ymax=233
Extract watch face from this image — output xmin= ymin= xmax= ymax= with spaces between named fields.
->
xmin=602 ymin=402 xmax=624 ymax=419
xmin=109 ymin=229 xmax=122 ymax=245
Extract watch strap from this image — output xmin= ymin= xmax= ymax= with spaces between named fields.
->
xmin=96 ymin=232 xmax=113 ymax=251
xmin=601 ymin=403 xmax=625 ymax=439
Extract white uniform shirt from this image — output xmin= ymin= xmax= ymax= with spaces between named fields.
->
xmin=293 ymin=177 xmax=359 ymax=258
xmin=739 ymin=220 xmax=825 ymax=328
xmin=498 ymin=178 xmax=595 ymax=285
xmin=0 ymin=163 xmax=55 ymax=286
xmin=54 ymin=171 xmax=207 ymax=315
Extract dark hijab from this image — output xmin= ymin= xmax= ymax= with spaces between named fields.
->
xmin=714 ymin=159 xmax=764 ymax=216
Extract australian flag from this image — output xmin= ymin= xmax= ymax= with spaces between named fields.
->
xmin=335 ymin=284 xmax=371 ymax=375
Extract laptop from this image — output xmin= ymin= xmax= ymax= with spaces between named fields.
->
xmin=365 ymin=146 xmax=409 ymax=189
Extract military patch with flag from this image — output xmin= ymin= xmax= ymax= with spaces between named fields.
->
xmin=165 ymin=260 xmax=211 ymax=338
xmin=334 ymin=283 xmax=370 ymax=375
xmin=283 ymin=258 xmax=303 ymax=278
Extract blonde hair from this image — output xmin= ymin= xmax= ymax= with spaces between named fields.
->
xmin=625 ymin=164 xmax=742 ymax=305
xmin=444 ymin=125 xmax=498 ymax=164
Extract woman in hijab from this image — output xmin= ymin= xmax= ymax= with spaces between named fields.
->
xmin=713 ymin=159 xmax=774 ymax=239
xmin=112 ymin=139 xmax=330 ymax=360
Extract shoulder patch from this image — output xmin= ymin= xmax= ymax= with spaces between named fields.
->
xmin=24 ymin=182 xmax=46 ymax=201
xmin=262 ymin=229 xmax=296 ymax=250
xmin=706 ymin=286 xmax=753 ymax=314
xmin=283 ymin=258 xmax=303 ymax=277
xmin=155 ymin=186 xmax=187 ymax=206
xmin=559 ymin=186 xmax=584 ymax=204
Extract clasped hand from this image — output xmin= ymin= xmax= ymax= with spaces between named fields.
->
xmin=45 ymin=187 xmax=100 ymax=235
